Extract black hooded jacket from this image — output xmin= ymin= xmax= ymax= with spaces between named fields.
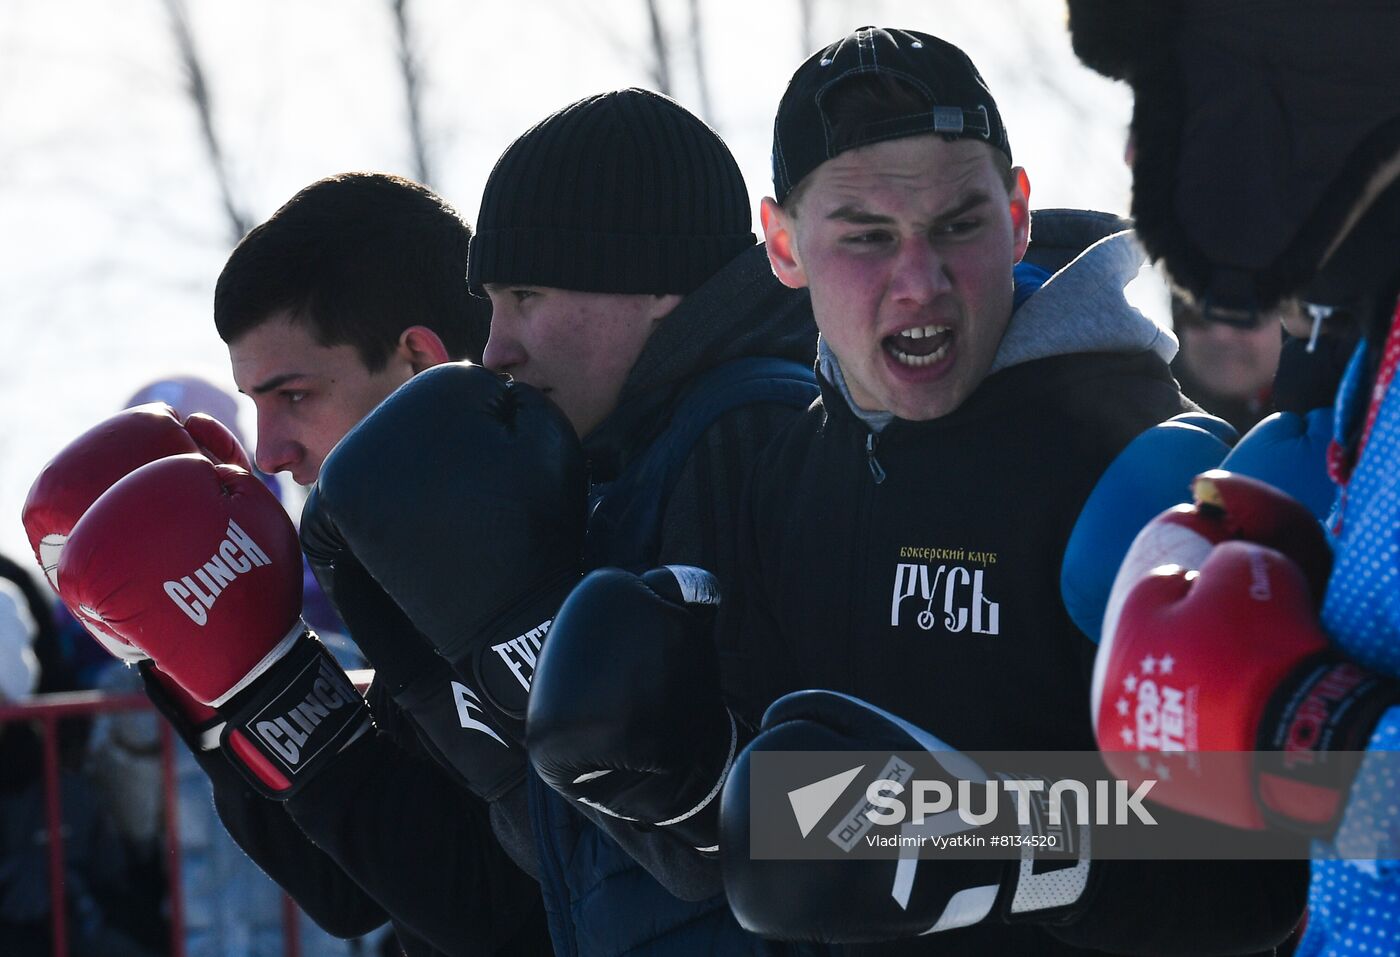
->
xmin=721 ymin=215 xmax=1307 ymax=955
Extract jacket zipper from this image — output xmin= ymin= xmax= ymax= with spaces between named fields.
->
xmin=848 ymin=434 xmax=878 ymax=696
xmin=866 ymin=431 xmax=887 ymax=484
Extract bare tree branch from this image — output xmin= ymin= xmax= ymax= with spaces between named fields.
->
xmin=687 ymin=0 xmax=714 ymax=122
xmin=161 ymin=0 xmax=250 ymax=246
xmin=798 ymin=0 xmax=816 ymax=59
xmin=390 ymin=0 xmax=433 ymax=186
xmin=644 ymin=0 xmax=671 ymax=95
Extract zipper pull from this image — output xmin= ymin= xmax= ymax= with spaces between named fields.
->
xmin=866 ymin=432 xmax=887 ymax=484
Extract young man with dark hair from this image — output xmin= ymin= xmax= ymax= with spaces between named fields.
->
xmin=26 ymin=171 xmax=553 ymax=957
xmin=209 ymin=172 xmax=553 ymax=957
xmin=529 ymin=26 xmax=1307 ymax=954
xmin=216 ymin=171 xmax=490 ymax=483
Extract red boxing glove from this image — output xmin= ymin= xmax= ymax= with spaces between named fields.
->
xmin=1094 ymin=541 xmax=1396 ymax=833
xmin=1101 ymin=470 xmax=1331 ymax=647
xmin=23 ymin=403 xmax=251 ymax=662
xmin=59 ymin=454 xmax=301 ymax=703
xmin=182 ymin=410 xmax=254 ymax=472
xmin=59 ymin=454 xmax=367 ymax=796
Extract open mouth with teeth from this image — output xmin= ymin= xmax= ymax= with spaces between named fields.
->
xmin=884 ymin=324 xmax=953 ymax=367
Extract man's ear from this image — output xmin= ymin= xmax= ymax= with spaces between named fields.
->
xmin=647 ymin=294 xmax=684 ymax=323
xmin=761 ymin=197 xmax=808 ymax=290
xmin=399 ymin=325 xmax=451 ymax=371
xmin=1009 ymin=168 xmax=1032 ymax=264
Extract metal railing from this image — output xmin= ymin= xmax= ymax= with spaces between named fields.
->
xmin=0 ymin=689 xmax=310 ymax=957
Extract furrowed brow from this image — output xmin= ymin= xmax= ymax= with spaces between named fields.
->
xmin=933 ymin=192 xmax=993 ymax=225
xmin=825 ymin=205 xmax=896 ymax=225
xmin=825 ymin=190 xmax=994 ymax=228
xmin=249 ymin=372 xmax=310 ymax=395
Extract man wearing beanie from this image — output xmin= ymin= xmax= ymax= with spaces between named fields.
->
xmin=470 ymin=86 xmax=816 ymax=460
xmin=565 ymin=27 xmax=1304 ymax=954
xmin=466 ymin=88 xmax=819 ymax=955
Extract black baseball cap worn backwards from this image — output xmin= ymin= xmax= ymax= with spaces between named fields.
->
xmin=772 ymin=26 xmax=1012 ymax=203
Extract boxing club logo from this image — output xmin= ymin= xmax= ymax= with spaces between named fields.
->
xmin=890 ymin=547 xmax=1001 ymax=635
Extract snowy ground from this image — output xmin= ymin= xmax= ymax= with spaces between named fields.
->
xmin=0 ymin=0 xmax=1146 ymax=570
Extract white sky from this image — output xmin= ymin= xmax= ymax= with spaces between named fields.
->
xmin=0 ymin=0 xmax=1138 ymax=567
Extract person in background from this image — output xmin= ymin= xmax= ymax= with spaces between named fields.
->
xmin=1170 ymin=293 xmax=1283 ymax=433
xmin=86 ymin=666 xmax=168 ymax=955
xmin=0 ymin=555 xmax=158 ymax=957
xmin=1068 ymin=2 xmax=1400 ymax=954
xmin=0 ymin=572 xmax=41 ymax=704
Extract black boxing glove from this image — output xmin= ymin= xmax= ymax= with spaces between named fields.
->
xmin=720 ymin=691 xmax=1093 ymax=943
xmin=312 ymin=362 xmax=586 ymax=744
xmin=301 ymin=488 xmax=525 ymax=801
xmin=527 ymin=566 xmax=738 ymax=852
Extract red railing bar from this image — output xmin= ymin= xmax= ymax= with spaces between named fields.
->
xmin=0 ymin=673 xmax=377 ymax=719
xmin=161 ymin=719 xmax=188 ymax=957
xmin=39 ymin=712 xmax=68 ymax=957
xmin=0 ymin=691 xmax=174 ymax=957
xmin=0 ymin=690 xmax=150 ymax=721
xmin=3 ymin=679 xmax=384 ymax=957
xmin=283 ymin=892 xmax=302 ymax=957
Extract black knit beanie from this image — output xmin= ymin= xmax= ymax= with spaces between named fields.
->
xmin=468 ymin=88 xmax=756 ymax=297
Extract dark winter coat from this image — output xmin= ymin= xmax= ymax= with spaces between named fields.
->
xmin=529 ymin=241 xmax=819 ymax=956
xmin=722 ymin=215 xmax=1308 ymax=955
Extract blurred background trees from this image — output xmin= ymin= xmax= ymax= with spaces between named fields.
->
xmin=0 ymin=0 xmax=1136 ymax=565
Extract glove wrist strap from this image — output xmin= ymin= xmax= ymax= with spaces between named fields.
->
xmin=1257 ymin=653 xmax=1400 ymax=833
xmin=456 ymin=569 xmax=579 ymax=743
xmin=998 ymin=773 xmax=1095 ymax=924
xmin=218 ymin=632 xmax=372 ymax=799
